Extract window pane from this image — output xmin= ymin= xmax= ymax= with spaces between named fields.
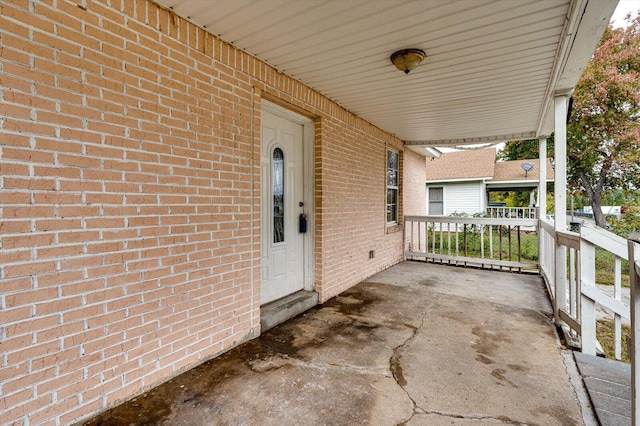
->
xmin=429 ymin=201 xmax=443 ymax=215
xmin=428 ymin=187 xmax=443 ymax=215
xmin=387 ymin=169 xmax=397 ymax=187
xmin=387 ymin=150 xmax=398 ymax=170
xmin=429 ymin=187 xmax=443 ymax=201
xmin=273 ymin=148 xmax=284 ymax=243
xmin=387 ymin=188 xmax=397 ymax=222
xmin=387 ymin=151 xmax=398 ymax=187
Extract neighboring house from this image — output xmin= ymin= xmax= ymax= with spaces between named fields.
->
xmin=425 ymin=149 xmax=554 ymax=217
xmin=0 ymin=1 xmax=613 ymax=424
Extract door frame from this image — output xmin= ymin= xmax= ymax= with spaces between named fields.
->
xmin=261 ymin=100 xmax=315 ymax=295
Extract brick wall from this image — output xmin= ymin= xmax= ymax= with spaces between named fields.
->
xmin=0 ymin=0 xmax=425 ymax=424
xmin=404 ymin=149 xmax=427 ymax=217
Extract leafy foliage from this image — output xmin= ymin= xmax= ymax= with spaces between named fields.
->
xmin=567 ymin=14 xmax=640 ymax=226
xmin=609 ymin=205 xmax=640 ymax=238
xmin=499 ymin=15 xmax=640 ymax=228
xmin=497 ymin=137 xmax=555 ymax=162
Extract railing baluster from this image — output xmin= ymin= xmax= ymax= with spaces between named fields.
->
xmin=480 ymin=224 xmax=485 ymax=260
xmin=499 ymin=225 xmax=503 ymax=268
xmin=425 ymin=220 xmax=429 ymax=257
xmin=517 ymin=226 xmax=521 ymax=273
xmin=447 ymin=222 xmax=451 ymax=259
xmin=431 ymin=222 xmax=436 ymax=254
xmin=455 ymin=223 xmax=459 ymax=260
xmin=580 ymin=237 xmax=597 ymax=356
xmin=463 ymin=224 xmax=467 ymax=259
xmin=508 ymin=226 xmax=512 ymax=267
xmin=569 ymin=248 xmax=576 ymax=319
xmin=439 ymin=223 xmax=444 ymax=263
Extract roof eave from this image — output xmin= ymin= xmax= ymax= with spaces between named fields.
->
xmin=536 ymin=0 xmax=617 ymax=137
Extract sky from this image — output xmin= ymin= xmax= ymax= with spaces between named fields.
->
xmin=610 ymin=0 xmax=640 ymax=27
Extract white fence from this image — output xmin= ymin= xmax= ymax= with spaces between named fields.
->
xmin=486 ymin=206 xmax=537 ymax=219
xmin=404 ymin=215 xmax=538 ymax=272
xmin=540 ymin=221 xmax=629 ymax=359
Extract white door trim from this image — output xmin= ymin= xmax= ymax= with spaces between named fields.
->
xmin=262 ymin=100 xmax=315 ymax=295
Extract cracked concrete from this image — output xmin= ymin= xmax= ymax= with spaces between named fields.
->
xmin=80 ymin=262 xmax=587 ymax=426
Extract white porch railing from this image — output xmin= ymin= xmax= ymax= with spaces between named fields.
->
xmin=486 ymin=206 xmax=537 ymax=219
xmin=405 ymin=216 xmax=640 ymax=420
xmin=541 ymin=221 xmax=630 ymax=360
xmin=404 ymin=215 xmax=538 ymax=272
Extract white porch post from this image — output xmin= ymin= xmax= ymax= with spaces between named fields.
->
xmin=554 ymin=94 xmax=569 ymax=324
xmin=538 ymin=137 xmax=547 ymax=218
xmin=537 ymin=136 xmax=548 ymax=274
xmin=629 ymin=234 xmax=640 ymax=426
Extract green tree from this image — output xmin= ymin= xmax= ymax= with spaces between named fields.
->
xmin=497 ymin=136 xmax=554 ymax=162
xmin=497 ymin=138 xmax=555 ymax=212
xmin=499 ymin=15 xmax=640 ymax=228
xmin=567 ymin=14 xmax=640 ymax=227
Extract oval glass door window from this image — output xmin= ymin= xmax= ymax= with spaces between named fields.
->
xmin=273 ymin=147 xmax=284 ymax=243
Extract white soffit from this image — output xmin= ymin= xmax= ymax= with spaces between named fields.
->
xmin=153 ymin=0 xmax=616 ymax=147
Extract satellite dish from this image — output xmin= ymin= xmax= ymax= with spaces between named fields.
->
xmin=521 ymin=162 xmax=535 ymax=178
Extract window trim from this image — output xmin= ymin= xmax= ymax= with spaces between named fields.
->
xmin=387 ymin=149 xmax=399 ymax=225
xmin=428 ymin=186 xmax=444 ymax=216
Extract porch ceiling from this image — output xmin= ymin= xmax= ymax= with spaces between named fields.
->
xmin=153 ymin=0 xmax=616 ymax=150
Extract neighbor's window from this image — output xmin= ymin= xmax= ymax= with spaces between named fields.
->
xmin=387 ymin=150 xmax=399 ymax=224
xmin=428 ymin=187 xmax=444 ymax=215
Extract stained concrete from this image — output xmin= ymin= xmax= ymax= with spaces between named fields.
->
xmin=79 ymin=261 xmax=587 ymax=425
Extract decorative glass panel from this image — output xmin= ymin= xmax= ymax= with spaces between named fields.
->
xmin=273 ymin=148 xmax=284 ymax=243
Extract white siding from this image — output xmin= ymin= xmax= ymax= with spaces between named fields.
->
xmin=426 ymin=182 xmax=485 ymax=216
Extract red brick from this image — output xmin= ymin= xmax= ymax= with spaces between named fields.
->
xmin=4 ymin=261 xmax=56 ymax=278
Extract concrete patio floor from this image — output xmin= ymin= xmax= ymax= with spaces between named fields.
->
xmin=80 ymin=261 xmax=593 ymax=425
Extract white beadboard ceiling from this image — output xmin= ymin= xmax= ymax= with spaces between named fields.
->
xmin=153 ymin=0 xmax=616 ymax=149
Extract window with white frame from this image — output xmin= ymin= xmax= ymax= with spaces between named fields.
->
xmin=387 ymin=150 xmax=399 ymax=224
xmin=428 ymin=187 xmax=444 ymax=215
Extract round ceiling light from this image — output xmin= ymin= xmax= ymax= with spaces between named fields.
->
xmin=390 ymin=49 xmax=426 ymax=74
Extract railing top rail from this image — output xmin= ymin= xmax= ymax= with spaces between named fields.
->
xmin=556 ymin=230 xmax=580 ymax=251
xmin=404 ymin=215 xmax=537 ymax=227
xmin=539 ymin=218 xmax=555 ymax=233
xmin=581 ymin=221 xmax=628 ymax=260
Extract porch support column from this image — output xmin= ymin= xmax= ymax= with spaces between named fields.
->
xmin=537 ymin=137 xmax=547 ymax=218
xmin=554 ymin=93 xmax=569 ymax=324
xmin=537 ymin=136 xmax=548 ymax=283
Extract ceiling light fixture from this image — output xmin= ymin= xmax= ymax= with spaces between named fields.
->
xmin=390 ymin=49 xmax=426 ymax=74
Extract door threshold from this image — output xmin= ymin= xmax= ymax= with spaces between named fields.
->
xmin=260 ymin=290 xmax=318 ymax=333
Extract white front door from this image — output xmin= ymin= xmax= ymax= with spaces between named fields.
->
xmin=260 ymin=110 xmax=305 ymax=304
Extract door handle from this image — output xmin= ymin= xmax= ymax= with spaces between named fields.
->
xmin=299 ymin=213 xmax=307 ymax=233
